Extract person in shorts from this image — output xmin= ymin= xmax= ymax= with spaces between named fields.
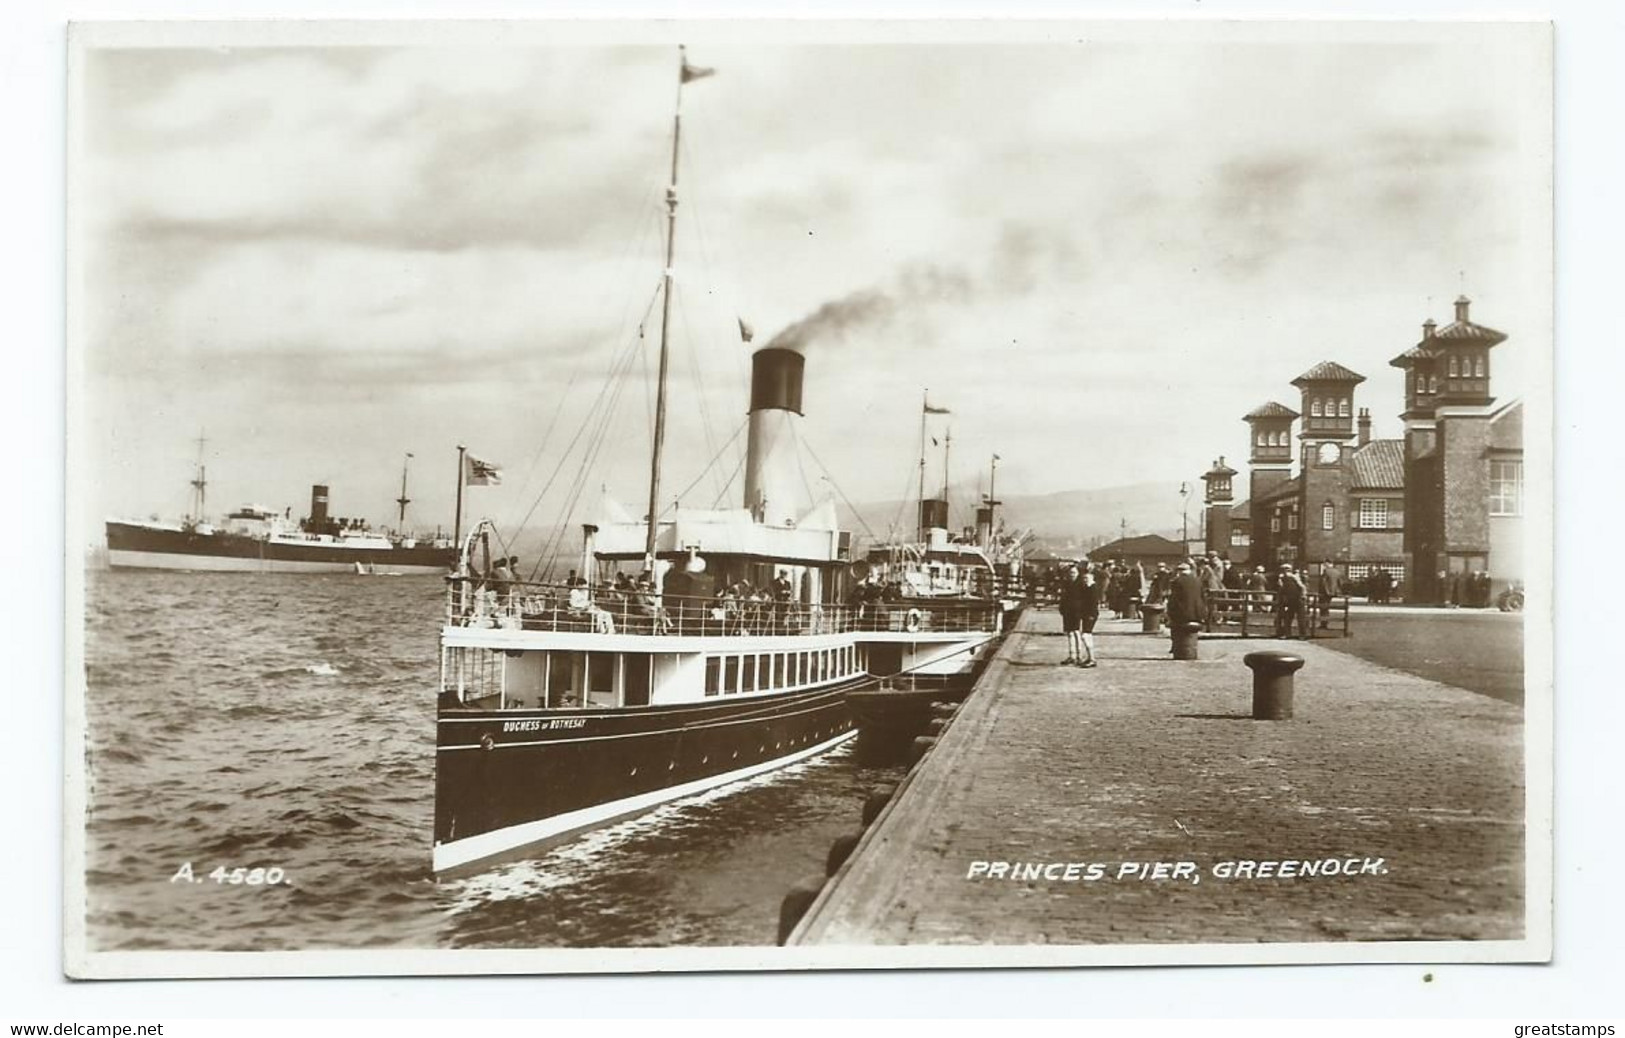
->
xmin=1057 ymin=562 xmax=1087 ymax=665
xmin=1076 ymin=563 xmax=1101 ymax=668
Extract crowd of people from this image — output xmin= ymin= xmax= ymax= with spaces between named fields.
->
xmin=1044 ymin=554 xmax=1356 ymax=665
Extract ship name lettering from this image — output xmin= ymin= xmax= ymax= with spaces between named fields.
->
xmin=549 ymin=718 xmax=587 ymax=729
xmin=503 ymin=720 xmax=544 ymax=733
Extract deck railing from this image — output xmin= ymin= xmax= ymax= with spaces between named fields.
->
xmin=445 ymin=577 xmax=1002 ymax=638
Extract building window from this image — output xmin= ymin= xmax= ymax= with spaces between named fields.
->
xmin=1287 ymin=511 xmax=1299 ymax=531
xmin=1311 ymin=398 xmax=1322 ymax=417
xmin=1429 ymin=375 xmax=1439 ymax=393
xmin=1358 ymin=498 xmax=1388 ymax=530
xmin=1321 ymin=503 xmax=1335 ymax=530
xmin=1231 ymin=529 xmax=1250 ymax=547
xmin=1270 ymin=515 xmax=1280 ymax=534
xmin=1475 ymin=356 xmax=1485 ymax=377
xmin=1448 ymin=356 xmax=1459 ymax=377
xmin=1339 ymin=398 xmax=1350 ymax=417
xmin=1490 ymin=460 xmax=1523 ymax=516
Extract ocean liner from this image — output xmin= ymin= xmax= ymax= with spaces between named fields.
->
xmin=105 ymin=453 xmax=456 ymax=574
xmin=430 ymin=49 xmax=1005 ymax=875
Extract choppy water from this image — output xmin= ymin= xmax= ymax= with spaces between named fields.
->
xmin=81 ymin=571 xmax=902 ymax=952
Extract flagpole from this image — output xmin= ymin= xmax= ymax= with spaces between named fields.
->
xmin=642 ymin=48 xmax=687 ymax=582
xmin=454 ymin=444 xmax=466 ymax=550
xmin=917 ymin=390 xmax=928 ymax=542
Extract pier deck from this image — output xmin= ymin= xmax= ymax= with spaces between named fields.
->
xmin=791 ymin=608 xmax=1527 ymax=947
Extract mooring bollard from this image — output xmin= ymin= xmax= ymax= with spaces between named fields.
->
xmin=1127 ymin=595 xmax=1141 ymax=620
xmin=1140 ymin=603 xmax=1165 ymax=633
xmin=1172 ymin=620 xmax=1203 ymax=660
xmin=1244 ymin=650 xmax=1306 ymax=720
xmin=909 ymin=735 xmax=937 ymax=764
xmin=826 ymin=832 xmax=862 ymax=876
xmin=861 ymin=786 xmax=896 ymax=827
xmin=778 ymin=874 xmax=827 ymax=945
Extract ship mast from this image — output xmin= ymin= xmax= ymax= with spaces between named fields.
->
xmin=396 ymin=452 xmax=413 ymax=527
xmin=642 ymin=48 xmax=693 ymax=580
xmin=188 ymin=431 xmax=207 ymax=523
xmin=916 ymin=390 xmax=928 ymax=542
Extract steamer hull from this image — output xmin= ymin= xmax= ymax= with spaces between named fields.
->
xmin=433 ymin=680 xmax=859 ymax=874
xmin=105 ymin=520 xmax=455 ymax=575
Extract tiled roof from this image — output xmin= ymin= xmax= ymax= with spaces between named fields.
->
xmin=1244 ymin=401 xmax=1299 ymax=420
xmin=1432 ymin=319 xmax=1508 ymax=346
xmin=1203 ymin=460 xmax=1238 ymax=478
xmin=1291 ymin=360 xmax=1367 ymax=386
xmin=1351 ymin=439 xmax=1405 ymax=489
xmin=1088 ymin=533 xmax=1186 ymax=559
xmin=1389 ymin=345 xmax=1442 ymax=368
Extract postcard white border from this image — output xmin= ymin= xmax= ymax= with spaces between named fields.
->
xmin=33 ymin=5 xmax=1589 ymax=1013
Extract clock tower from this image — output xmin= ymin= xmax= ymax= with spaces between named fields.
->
xmin=1291 ymin=360 xmax=1366 ymax=566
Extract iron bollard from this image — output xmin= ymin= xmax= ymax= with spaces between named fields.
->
xmin=778 ymin=874 xmax=827 ymax=945
xmin=1140 ymin=603 xmax=1165 ymax=633
xmin=826 ymin=832 xmax=862 ymax=876
xmin=1244 ymin=650 xmax=1306 ymax=720
xmin=1172 ymin=621 xmax=1203 ymax=660
xmin=861 ymin=786 xmax=896 ymax=826
xmin=1127 ymin=595 xmax=1141 ymax=620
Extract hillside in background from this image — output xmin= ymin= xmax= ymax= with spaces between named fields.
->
xmin=838 ymin=480 xmax=1204 ymax=556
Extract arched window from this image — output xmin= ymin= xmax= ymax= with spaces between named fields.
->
xmin=1448 ymin=356 xmax=1459 ymax=377
xmin=1256 ymin=431 xmax=1267 ymax=447
xmin=1311 ymin=398 xmax=1322 ymax=417
xmin=1429 ymin=375 xmax=1439 ymax=393
xmin=1339 ymin=398 xmax=1350 ymax=417
xmin=1475 ymin=356 xmax=1485 ymax=377
xmin=1271 ymin=431 xmax=1283 ymax=447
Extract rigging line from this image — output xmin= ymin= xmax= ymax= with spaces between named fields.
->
xmin=510 ymin=279 xmax=665 ymax=549
xmin=679 ymin=132 xmax=753 ymax=466
xmin=666 ymin=418 xmax=747 ymax=514
xmin=801 ymin=436 xmax=881 ymax=542
xmin=671 ymin=137 xmax=743 ymax=506
xmin=527 ymin=328 xmax=650 ymax=582
xmin=792 ymin=421 xmax=818 ymax=514
xmin=540 ymin=319 xmax=651 ymax=578
xmin=536 ymin=329 xmax=646 ymax=577
xmin=675 ymin=287 xmax=727 ymax=504
xmin=502 ymin=182 xmax=665 ymax=528
xmin=708 ymin=447 xmax=748 ymax=510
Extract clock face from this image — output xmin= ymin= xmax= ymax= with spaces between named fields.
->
xmin=1317 ymin=442 xmax=1341 ymax=465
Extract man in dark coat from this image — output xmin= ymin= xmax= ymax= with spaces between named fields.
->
xmin=1166 ymin=560 xmax=1204 ymax=630
xmin=1275 ymin=564 xmax=1308 ymax=638
xmin=1316 ymin=560 xmax=1342 ymax=629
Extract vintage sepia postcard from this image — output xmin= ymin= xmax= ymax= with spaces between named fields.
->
xmin=64 ymin=18 xmax=1554 ymax=979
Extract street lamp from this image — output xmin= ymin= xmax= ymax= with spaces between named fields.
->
xmin=1179 ymin=481 xmax=1190 ymax=550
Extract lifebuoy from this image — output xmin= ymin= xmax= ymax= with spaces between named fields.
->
xmin=905 ymin=608 xmax=923 ymax=633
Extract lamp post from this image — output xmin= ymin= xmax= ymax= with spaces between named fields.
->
xmin=1179 ymin=481 xmax=1190 ymax=551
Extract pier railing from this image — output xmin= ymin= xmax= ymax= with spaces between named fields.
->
xmin=445 ymin=577 xmax=1002 ymax=638
xmin=1203 ymin=590 xmax=1352 ymax=638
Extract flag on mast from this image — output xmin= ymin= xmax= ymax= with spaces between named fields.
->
xmin=738 ymin=317 xmax=755 ymax=343
xmin=680 ymin=54 xmax=716 ymax=83
xmin=923 ymin=399 xmax=950 ymax=415
xmin=464 ymin=453 xmax=503 ymax=486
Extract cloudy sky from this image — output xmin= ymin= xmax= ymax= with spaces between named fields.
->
xmin=72 ymin=21 xmax=1551 ymax=547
